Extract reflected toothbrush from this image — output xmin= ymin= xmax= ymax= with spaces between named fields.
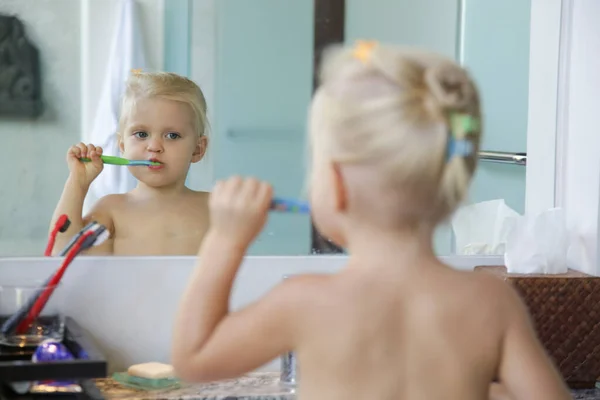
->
xmin=79 ymin=155 xmax=160 ymax=167
xmin=270 ymin=197 xmax=310 ymax=213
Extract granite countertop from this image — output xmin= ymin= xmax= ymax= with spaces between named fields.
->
xmin=95 ymin=372 xmax=294 ymax=400
xmin=575 ymin=389 xmax=600 ymax=400
xmin=95 ymin=371 xmax=600 ymax=400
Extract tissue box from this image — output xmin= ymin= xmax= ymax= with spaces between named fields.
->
xmin=474 ymin=265 xmax=600 ymax=388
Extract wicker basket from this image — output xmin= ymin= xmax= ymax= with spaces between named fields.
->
xmin=474 ymin=265 xmax=600 ymax=388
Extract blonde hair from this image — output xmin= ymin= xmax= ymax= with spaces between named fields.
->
xmin=118 ymin=71 xmax=209 ymax=137
xmin=310 ymin=42 xmax=482 ymax=223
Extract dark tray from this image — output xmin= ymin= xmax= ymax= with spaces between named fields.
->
xmin=0 ymin=316 xmax=107 ymax=382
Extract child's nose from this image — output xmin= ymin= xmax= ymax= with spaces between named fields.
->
xmin=146 ymin=137 xmax=164 ymax=153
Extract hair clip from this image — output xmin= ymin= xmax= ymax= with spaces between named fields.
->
xmin=450 ymin=113 xmax=480 ymax=140
xmin=352 ymin=40 xmax=378 ymax=63
xmin=446 ymin=137 xmax=474 ymax=161
xmin=131 ymin=68 xmax=143 ymax=76
xmin=446 ymin=113 xmax=479 ymax=161
xmin=270 ymin=197 xmax=310 ymax=214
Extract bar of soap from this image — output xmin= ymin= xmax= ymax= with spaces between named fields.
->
xmin=112 ymin=372 xmax=181 ymax=391
xmin=127 ymin=362 xmax=175 ymax=379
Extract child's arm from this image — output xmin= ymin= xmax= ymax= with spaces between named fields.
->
xmin=50 ymin=143 xmax=112 ymax=255
xmin=171 ymin=177 xmax=298 ymax=382
xmin=50 ymin=182 xmax=114 ymax=255
xmin=498 ymin=285 xmax=571 ymax=400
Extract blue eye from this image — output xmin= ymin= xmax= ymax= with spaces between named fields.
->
xmin=134 ymin=131 xmax=148 ymax=139
xmin=166 ymin=132 xmax=181 ymax=140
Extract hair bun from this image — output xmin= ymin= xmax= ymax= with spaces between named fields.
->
xmin=424 ymin=63 xmax=474 ymax=111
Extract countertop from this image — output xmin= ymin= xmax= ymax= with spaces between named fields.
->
xmin=95 ymin=372 xmax=294 ymax=400
xmin=575 ymin=389 xmax=600 ymax=400
xmin=95 ymin=372 xmax=600 ymax=399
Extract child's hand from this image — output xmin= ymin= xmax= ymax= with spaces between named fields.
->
xmin=209 ymin=177 xmax=273 ymax=249
xmin=66 ymin=143 xmax=104 ymax=188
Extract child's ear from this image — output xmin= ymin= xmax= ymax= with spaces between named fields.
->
xmin=331 ymin=162 xmax=348 ymax=212
xmin=117 ymin=133 xmax=125 ymax=153
xmin=191 ymin=136 xmax=208 ymax=163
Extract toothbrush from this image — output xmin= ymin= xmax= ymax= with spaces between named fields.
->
xmin=1 ymin=223 xmax=108 ymax=336
xmin=15 ymin=224 xmax=110 ymax=335
xmin=79 ymin=155 xmax=160 ymax=167
xmin=270 ymin=197 xmax=310 ymax=213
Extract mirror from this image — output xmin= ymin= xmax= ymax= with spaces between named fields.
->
xmin=0 ymin=0 xmax=531 ymax=257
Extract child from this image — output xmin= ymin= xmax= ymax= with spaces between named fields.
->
xmin=171 ymin=42 xmax=571 ymax=399
xmin=49 ymin=72 xmax=210 ymax=256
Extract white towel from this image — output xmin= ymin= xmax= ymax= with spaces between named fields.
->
xmin=86 ymin=0 xmax=147 ymax=210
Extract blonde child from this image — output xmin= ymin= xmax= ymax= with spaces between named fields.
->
xmin=49 ymin=72 xmax=210 ymax=255
xmin=171 ymin=42 xmax=570 ymax=400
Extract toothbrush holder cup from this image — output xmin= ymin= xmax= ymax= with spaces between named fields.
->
xmin=0 ymin=280 xmax=65 ymax=347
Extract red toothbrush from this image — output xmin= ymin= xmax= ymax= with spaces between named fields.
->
xmin=14 ymin=225 xmax=109 ymax=334
xmin=44 ymin=214 xmax=71 ymax=256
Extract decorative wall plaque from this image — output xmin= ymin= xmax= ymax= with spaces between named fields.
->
xmin=0 ymin=14 xmax=43 ymax=118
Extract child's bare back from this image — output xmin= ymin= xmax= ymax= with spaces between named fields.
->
xmin=171 ymin=42 xmax=570 ymax=399
xmin=86 ymin=189 xmax=209 ymax=255
xmin=291 ymin=261 xmax=567 ymax=400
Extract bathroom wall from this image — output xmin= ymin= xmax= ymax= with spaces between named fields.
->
xmin=0 ymin=0 xmax=81 ymax=256
xmin=0 ymin=255 xmax=502 ymax=373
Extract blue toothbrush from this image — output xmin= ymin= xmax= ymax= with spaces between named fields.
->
xmin=270 ymin=197 xmax=310 ymax=213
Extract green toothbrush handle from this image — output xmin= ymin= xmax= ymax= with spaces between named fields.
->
xmin=80 ymin=155 xmax=130 ymax=165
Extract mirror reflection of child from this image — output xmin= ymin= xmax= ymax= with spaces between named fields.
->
xmin=172 ymin=42 xmax=571 ymax=400
xmin=49 ymin=72 xmax=210 ymax=255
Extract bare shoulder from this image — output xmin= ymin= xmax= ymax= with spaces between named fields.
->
xmin=426 ymin=266 xmax=523 ymax=320
xmin=466 ymin=270 xmax=510 ymax=292
xmin=271 ymin=274 xmax=336 ymax=310
xmin=473 ymin=272 xmax=521 ymax=302
xmin=85 ymin=193 xmax=127 ymax=217
xmin=460 ymin=270 xmax=527 ymax=319
xmin=91 ymin=193 xmax=128 ymax=209
xmin=233 ymin=274 xmax=333 ymax=341
xmin=84 ymin=194 xmax=128 ymax=231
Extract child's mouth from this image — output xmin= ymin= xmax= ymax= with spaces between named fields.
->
xmin=148 ymin=159 xmax=164 ymax=170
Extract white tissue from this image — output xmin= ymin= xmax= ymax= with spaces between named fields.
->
xmin=451 ymin=199 xmax=519 ymax=255
xmin=504 ymin=208 xmax=568 ymax=274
